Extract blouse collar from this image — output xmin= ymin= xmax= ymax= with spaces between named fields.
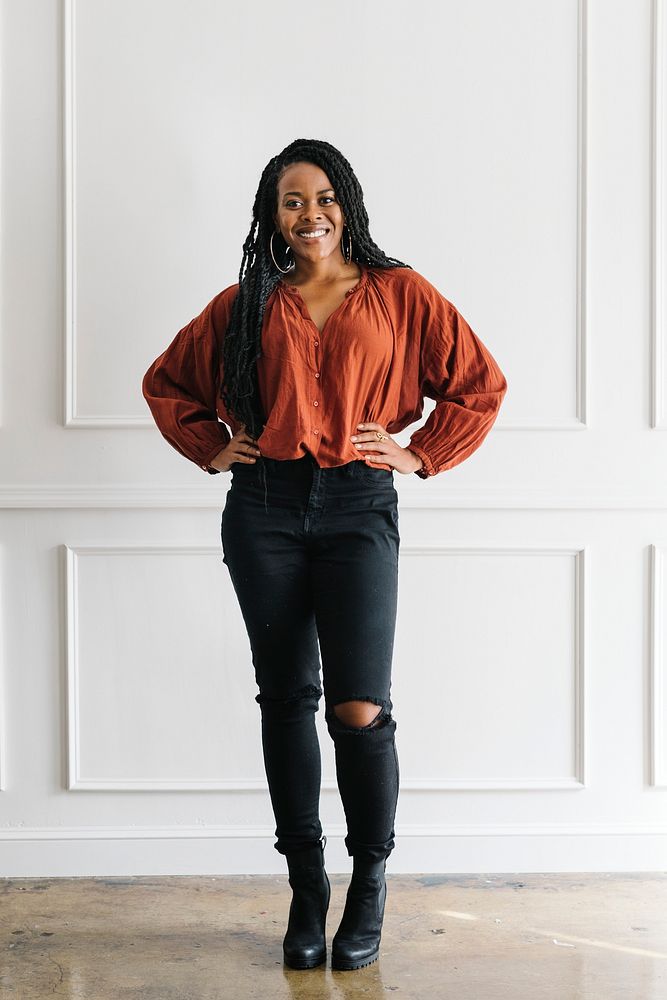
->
xmin=279 ymin=263 xmax=369 ymax=298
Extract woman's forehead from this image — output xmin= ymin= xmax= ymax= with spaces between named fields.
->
xmin=277 ymin=161 xmax=333 ymax=191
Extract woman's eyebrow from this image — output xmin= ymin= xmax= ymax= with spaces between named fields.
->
xmin=283 ymin=188 xmax=335 ymax=196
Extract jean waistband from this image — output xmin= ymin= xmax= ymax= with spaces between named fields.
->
xmin=233 ymin=454 xmax=363 ymax=479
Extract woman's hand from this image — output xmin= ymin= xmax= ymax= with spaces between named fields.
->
xmin=350 ymin=422 xmax=424 ymax=475
xmin=209 ymin=425 xmax=262 ymax=473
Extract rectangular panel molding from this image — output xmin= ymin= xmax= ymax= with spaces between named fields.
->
xmin=650 ymin=544 xmax=667 ymax=785
xmin=652 ymin=0 xmax=667 ymax=427
xmin=62 ymin=0 xmax=588 ymax=431
xmin=65 ymin=543 xmax=587 ymax=792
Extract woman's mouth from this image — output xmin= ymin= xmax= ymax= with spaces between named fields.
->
xmin=296 ymin=228 xmax=329 ymax=241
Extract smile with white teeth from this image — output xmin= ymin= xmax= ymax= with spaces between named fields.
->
xmin=298 ymin=228 xmax=328 ymax=239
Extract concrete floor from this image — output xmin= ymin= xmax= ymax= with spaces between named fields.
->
xmin=1 ymin=873 xmax=665 ymax=999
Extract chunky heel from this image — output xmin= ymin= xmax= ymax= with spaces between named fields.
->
xmin=282 ymin=836 xmax=331 ymax=969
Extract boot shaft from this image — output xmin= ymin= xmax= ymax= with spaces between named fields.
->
xmin=351 ymin=855 xmax=387 ymax=879
xmin=285 ymin=835 xmax=327 ymax=878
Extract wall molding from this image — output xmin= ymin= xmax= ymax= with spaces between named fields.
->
xmin=4 ymin=820 xmax=666 ymax=874
xmin=66 ymin=543 xmax=586 ymax=792
xmin=2 ymin=820 xmax=666 ymax=841
xmin=3 ymin=485 xmax=667 ymax=509
xmin=62 ymin=0 xmax=588 ymax=431
xmin=652 ymin=0 xmax=666 ymax=427
xmin=0 ymin=549 xmax=5 ymax=793
xmin=576 ymin=0 xmax=589 ymax=427
xmin=650 ymin=544 xmax=667 ymax=786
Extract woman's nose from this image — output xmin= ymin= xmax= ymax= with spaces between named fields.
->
xmin=301 ymin=203 xmax=323 ymax=221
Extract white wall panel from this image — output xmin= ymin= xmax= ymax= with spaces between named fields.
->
xmin=64 ymin=0 xmax=582 ymax=429
xmin=393 ymin=547 xmax=585 ymax=788
xmin=67 ymin=545 xmax=265 ymax=788
xmin=0 ymin=547 xmax=6 ymax=792
xmin=652 ymin=0 xmax=667 ymax=426
xmin=65 ymin=543 xmax=585 ymax=792
xmin=650 ymin=544 xmax=667 ymax=786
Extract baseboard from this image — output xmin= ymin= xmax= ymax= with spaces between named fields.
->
xmin=1 ymin=823 xmax=666 ymax=876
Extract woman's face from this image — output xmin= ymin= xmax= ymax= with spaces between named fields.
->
xmin=273 ymin=161 xmax=346 ymax=266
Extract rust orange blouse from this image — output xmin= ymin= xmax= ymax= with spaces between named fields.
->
xmin=142 ymin=264 xmax=508 ymax=479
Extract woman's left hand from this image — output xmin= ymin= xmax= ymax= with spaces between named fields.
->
xmin=350 ymin=422 xmax=423 ymax=475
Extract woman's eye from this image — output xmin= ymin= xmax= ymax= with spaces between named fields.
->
xmin=284 ymin=197 xmax=335 ymax=208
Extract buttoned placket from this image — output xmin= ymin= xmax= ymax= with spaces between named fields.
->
xmin=280 ymin=266 xmax=367 ymax=451
xmin=312 ymin=335 xmax=320 ymax=440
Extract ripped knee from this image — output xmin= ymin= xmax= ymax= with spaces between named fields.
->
xmin=331 ymin=699 xmax=385 ymax=729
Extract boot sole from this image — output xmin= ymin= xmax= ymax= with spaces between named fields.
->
xmin=283 ymin=951 xmax=327 ymax=970
xmin=331 ymin=948 xmax=379 ymax=971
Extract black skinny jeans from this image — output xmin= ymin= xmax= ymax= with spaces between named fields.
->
xmin=220 ymin=453 xmax=400 ymax=864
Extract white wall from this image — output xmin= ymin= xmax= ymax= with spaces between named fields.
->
xmin=1 ymin=0 xmax=666 ymax=875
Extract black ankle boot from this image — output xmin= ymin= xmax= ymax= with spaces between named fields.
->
xmin=282 ymin=836 xmax=331 ymax=969
xmin=331 ymin=857 xmax=387 ymax=971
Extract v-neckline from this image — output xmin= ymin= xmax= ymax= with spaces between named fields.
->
xmin=279 ymin=264 xmax=368 ymax=335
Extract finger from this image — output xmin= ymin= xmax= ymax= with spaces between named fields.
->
xmin=354 ymin=436 xmax=390 ymax=451
xmin=351 ymin=428 xmax=388 ymax=443
xmin=365 ymin=453 xmax=395 ymax=468
xmin=233 ymin=439 xmax=261 ymax=456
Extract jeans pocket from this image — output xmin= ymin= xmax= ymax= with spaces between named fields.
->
xmin=354 ymin=460 xmax=394 ymax=486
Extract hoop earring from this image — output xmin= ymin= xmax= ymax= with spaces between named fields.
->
xmin=341 ymin=225 xmax=353 ymax=264
xmin=270 ymin=231 xmax=295 ymax=274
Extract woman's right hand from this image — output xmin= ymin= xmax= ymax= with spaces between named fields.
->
xmin=209 ymin=425 xmax=262 ymax=473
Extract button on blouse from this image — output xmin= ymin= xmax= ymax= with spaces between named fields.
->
xmin=142 ymin=264 xmax=508 ymax=478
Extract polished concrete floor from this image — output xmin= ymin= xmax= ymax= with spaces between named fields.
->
xmin=1 ymin=872 xmax=665 ymax=999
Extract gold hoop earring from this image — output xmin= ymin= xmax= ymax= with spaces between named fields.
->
xmin=270 ymin=231 xmax=295 ymax=274
xmin=341 ymin=225 xmax=353 ymax=264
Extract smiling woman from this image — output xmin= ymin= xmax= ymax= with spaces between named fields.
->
xmin=141 ymin=137 xmax=508 ymax=976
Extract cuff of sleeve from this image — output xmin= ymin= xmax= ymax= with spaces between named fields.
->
xmin=407 ymin=444 xmax=436 ymax=479
xmin=199 ymin=434 xmax=230 ymax=475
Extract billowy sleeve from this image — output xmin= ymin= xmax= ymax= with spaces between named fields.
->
xmin=142 ymin=286 xmax=237 ymax=474
xmin=407 ymin=283 xmax=508 ymax=479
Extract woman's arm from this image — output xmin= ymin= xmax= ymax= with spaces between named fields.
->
xmin=407 ymin=288 xmax=508 ymax=479
xmin=141 ymin=286 xmax=237 ymax=474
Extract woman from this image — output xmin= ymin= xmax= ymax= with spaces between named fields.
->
xmin=142 ymin=137 xmax=508 ymax=972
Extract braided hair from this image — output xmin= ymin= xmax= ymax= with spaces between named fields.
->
xmin=219 ymin=137 xmax=412 ymax=506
